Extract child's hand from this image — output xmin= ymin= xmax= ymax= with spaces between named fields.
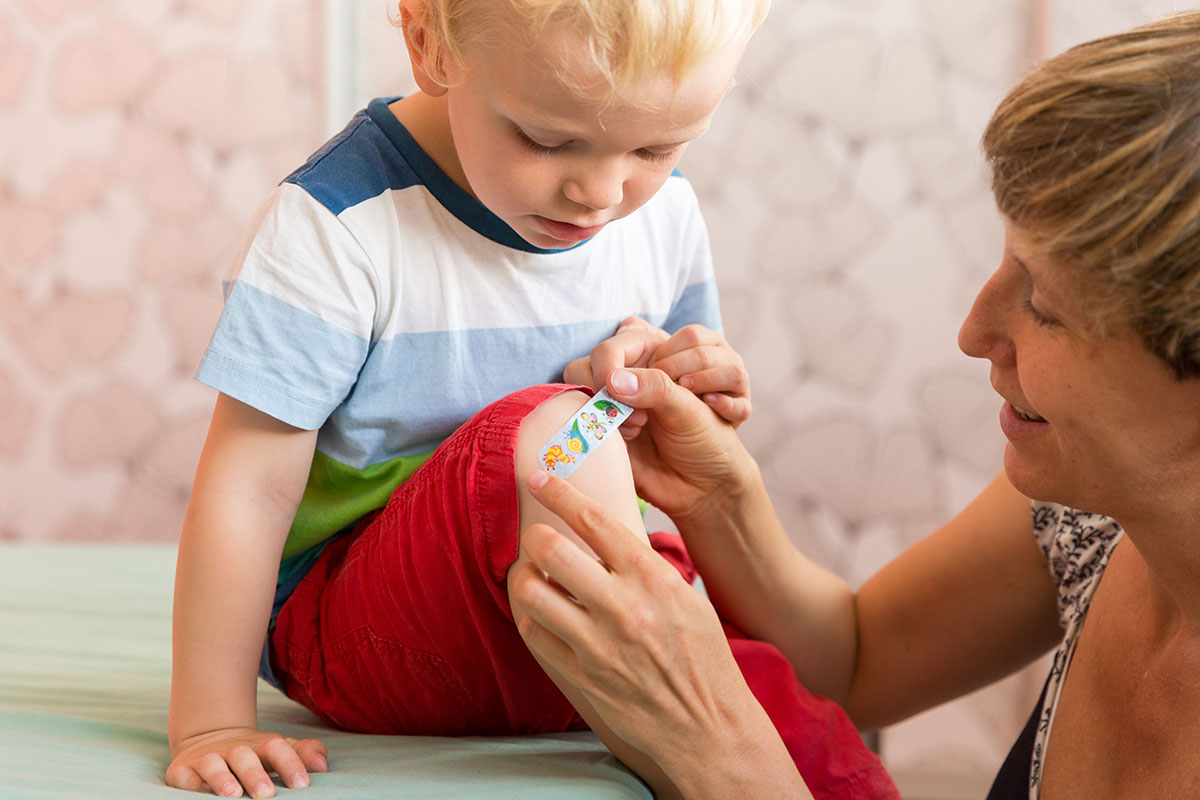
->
xmin=563 ymin=317 xmax=670 ymax=439
xmin=648 ymin=324 xmax=751 ymax=428
xmin=166 ymin=727 xmax=327 ymax=798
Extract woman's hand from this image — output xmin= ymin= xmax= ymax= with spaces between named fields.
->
xmin=166 ymin=727 xmax=327 ymax=798
xmin=563 ymin=317 xmax=670 ymax=440
xmin=563 ymin=317 xmax=752 ymax=437
xmin=602 ymin=367 xmax=757 ymax=525
xmin=510 ymin=473 xmax=806 ymax=799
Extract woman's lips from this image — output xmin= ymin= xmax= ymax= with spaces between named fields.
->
xmin=535 ymin=216 xmax=606 ymax=243
xmin=999 ymin=400 xmax=1049 ymax=439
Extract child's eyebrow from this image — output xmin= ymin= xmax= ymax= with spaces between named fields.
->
xmin=508 ymin=105 xmax=714 ymax=148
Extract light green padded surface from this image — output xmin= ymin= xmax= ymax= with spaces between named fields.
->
xmin=0 ymin=544 xmax=651 ymax=799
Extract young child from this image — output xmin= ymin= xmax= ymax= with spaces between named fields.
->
xmin=166 ymin=1 xmax=895 ymax=798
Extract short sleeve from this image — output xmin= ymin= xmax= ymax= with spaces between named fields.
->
xmin=659 ymin=176 xmax=722 ymax=335
xmin=1031 ymin=502 xmax=1124 ymax=629
xmin=195 ymin=183 xmax=378 ymax=430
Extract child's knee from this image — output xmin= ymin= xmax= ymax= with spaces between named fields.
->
xmin=515 ymin=389 xmax=632 ymax=486
xmin=513 ymin=389 xmax=646 ymax=550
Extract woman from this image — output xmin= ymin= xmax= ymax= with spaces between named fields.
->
xmin=510 ymin=10 xmax=1200 ymax=799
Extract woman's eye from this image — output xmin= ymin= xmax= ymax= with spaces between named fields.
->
xmin=1022 ymin=299 xmax=1057 ymax=327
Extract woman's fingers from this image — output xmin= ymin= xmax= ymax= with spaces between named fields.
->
xmin=606 ymin=368 xmax=714 ymax=436
xmin=525 ymin=473 xmax=647 ymax=570
xmin=510 ymin=559 xmax=587 ymax=662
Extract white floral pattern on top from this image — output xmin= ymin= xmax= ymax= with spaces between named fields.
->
xmin=1027 ymin=503 xmax=1124 ymax=796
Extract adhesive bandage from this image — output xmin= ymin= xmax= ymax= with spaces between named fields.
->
xmin=537 ymin=388 xmax=634 ymax=479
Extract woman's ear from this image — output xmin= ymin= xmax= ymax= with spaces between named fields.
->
xmin=397 ymin=0 xmax=450 ymax=97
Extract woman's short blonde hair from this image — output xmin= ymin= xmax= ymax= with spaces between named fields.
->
xmin=399 ymin=0 xmax=770 ymax=99
xmin=983 ymin=11 xmax=1200 ymax=378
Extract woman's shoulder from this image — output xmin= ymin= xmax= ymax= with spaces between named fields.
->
xmin=1031 ymin=502 xmax=1124 ymax=628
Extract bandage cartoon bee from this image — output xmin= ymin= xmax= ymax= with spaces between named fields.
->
xmin=581 ymin=411 xmax=607 ymax=440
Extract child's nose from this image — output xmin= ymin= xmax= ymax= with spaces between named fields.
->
xmin=563 ymin=161 xmax=625 ymax=211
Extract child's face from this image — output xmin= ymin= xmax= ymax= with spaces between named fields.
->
xmin=442 ymin=26 xmax=743 ymax=249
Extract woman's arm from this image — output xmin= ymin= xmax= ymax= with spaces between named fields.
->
xmin=847 ymin=471 xmax=1061 ymax=728
xmin=512 ymin=473 xmax=811 ymax=800
xmin=561 ymin=368 xmax=1063 ymax=727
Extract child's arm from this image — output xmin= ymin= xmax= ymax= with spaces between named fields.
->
xmin=563 ymin=316 xmax=751 ymax=434
xmin=166 ymin=394 xmax=328 ymax=798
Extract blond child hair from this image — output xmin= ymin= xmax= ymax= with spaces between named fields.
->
xmin=397 ymin=0 xmax=771 ymax=100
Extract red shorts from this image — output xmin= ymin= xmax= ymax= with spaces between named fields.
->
xmin=270 ymin=384 xmax=897 ymax=799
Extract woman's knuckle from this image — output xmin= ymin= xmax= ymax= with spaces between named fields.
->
xmin=577 ymin=503 xmax=613 ymax=532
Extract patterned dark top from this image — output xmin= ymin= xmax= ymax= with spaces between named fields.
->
xmin=986 ymin=503 xmax=1124 ymax=799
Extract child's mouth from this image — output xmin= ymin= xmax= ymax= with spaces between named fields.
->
xmin=535 ymin=216 xmax=607 ymax=243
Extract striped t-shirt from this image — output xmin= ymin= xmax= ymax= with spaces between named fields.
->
xmin=195 ymin=97 xmax=721 ymax=562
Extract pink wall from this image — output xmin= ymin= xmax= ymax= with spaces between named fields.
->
xmin=0 ymin=0 xmax=324 ymax=540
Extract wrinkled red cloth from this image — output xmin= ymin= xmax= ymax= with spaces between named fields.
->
xmin=271 ymin=383 xmax=898 ymax=799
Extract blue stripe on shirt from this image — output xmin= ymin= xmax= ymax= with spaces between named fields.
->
xmin=197 ymin=279 xmax=720 ymax=467
xmin=196 ymin=282 xmax=369 ymax=430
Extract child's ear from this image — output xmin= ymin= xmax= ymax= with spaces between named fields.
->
xmin=398 ymin=0 xmax=450 ymax=97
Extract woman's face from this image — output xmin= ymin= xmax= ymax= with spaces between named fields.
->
xmin=957 ymin=220 xmax=1200 ymax=520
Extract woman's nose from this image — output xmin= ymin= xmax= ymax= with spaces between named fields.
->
xmin=958 ymin=267 xmax=1015 ymax=367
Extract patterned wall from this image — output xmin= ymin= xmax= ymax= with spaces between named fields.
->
xmin=0 ymin=0 xmax=1187 ymax=790
xmin=0 ymin=0 xmax=324 ymax=540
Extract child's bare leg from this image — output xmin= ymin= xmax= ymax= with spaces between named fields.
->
xmin=509 ymin=390 xmax=683 ymax=799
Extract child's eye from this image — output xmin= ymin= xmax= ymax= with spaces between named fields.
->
xmin=1022 ymin=298 xmax=1057 ymax=327
xmin=515 ymin=128 xmax=565 ymax=156
xmin=636 ymin=147 xmax=680 ymax=164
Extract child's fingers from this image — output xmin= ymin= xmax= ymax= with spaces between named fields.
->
xmin=676 ymin=364 xmax=750 ymax=398
xmin=562 ymin=356 xmax=596 ymax=388
xmin=622 ymin=409 xmax=649 ymax=429
xmin=295 ymin=739 xmax=329 ymax=773
xmin=619 ymin=422 xmax=646 ymax=441
xmin=257 ymin=738 xmax=311 ymax=789
xmin=647 ymin=324 xmax=725 ymax=365
xmin=195 ymin=752 xmax=249 ymax=798
xmin=703 ymin=393 xmax=752 ymax=427
xmin=590 ymin=329 xmax=669 ymax=386
xmin=164 ymin=763 xmax=208 ymax=794
xmin=615 ymin=315 xmax=663 ymax=335
xmin=225 ymin=747 xmax=275 ymax=798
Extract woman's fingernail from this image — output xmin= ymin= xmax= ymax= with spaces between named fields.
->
xmin=528 ymin=470 xmax=550 ymax=490
xmin=611 ymin=370 xmax=638 ymax=395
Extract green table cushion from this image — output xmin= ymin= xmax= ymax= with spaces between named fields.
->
xmin=0 ymin=544 xmax=651 ymax=799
